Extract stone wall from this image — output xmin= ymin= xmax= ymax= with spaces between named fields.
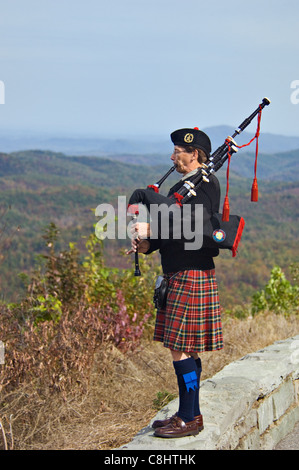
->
xmin=120 ymin=335 xmax=299 ymax=450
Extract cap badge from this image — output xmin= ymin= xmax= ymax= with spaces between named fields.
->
xmin=184 ymin=133 xmax=194 ymax=143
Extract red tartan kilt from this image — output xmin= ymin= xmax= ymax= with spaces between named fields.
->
xmin=153 ymin=269 xmax=223 ymax=353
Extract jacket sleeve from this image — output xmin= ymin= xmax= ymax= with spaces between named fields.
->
xmin=144 ymin=238 xmax=162 ymax=255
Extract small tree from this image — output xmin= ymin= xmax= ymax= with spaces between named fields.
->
xmin=251 ymin=265 xmax=299 ymax=316
xmin=25 ymin=223 xmax=86 ymax=318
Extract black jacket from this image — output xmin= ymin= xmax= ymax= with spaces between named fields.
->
xmin=145 ymin=173 xmax=221 ymax=273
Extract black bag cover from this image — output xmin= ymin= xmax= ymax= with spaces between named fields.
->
xmin=205 ymin=213 xmax=245 ymax=257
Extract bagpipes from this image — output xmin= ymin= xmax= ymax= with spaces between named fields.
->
xmin=128 ymin=98 xmax=271 ymax=276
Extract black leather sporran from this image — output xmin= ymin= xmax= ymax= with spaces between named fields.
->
xmin=153 ymin=275 xmax=168 ymax=310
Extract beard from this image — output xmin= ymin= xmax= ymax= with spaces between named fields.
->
xmin=174 ymin=160 xmax=186 ymax=174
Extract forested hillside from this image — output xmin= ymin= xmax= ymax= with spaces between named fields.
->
xmin=0 ymin=149 xmax=298 ymax=307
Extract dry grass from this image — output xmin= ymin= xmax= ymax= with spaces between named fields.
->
xmin=1 ymin=312 xmax=299 ymax=450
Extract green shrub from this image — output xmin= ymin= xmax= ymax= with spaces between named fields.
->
xmin=251 ymin=265 xmax=299 ymax=316
xmin=152 ymin=390 xmax=177 ymax=410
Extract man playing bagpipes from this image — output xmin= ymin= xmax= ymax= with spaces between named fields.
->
xmin=127 ymin=99 xmax=270 ymax=438
xmin=128 ymin=128 xmax=222 ymax=438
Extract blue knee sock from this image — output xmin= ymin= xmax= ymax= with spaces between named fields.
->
xmin=173 ymin=357 xmax=198 ymax=423
xmin=194 ymin=357 xmax=202 ymax=416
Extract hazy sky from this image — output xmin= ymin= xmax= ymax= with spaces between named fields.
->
xmin=0 ymin=0 xmax=299 ymax=138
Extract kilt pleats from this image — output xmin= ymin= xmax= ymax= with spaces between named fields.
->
xmin=153 ymin=269 xmax=223 ymax=353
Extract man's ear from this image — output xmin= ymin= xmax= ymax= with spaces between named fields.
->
xmin=192 ymin=149 xmax=198 ymax=162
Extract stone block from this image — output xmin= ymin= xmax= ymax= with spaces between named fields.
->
xmin=272 ymin=379 xmax=296 ymax=421
xmin=257 ymin=396 xmax=274 ymax=434
xmin=237 ymin=428 xmax=260 ymax=450
xmin=294 ymin=379 xmax=299 ymax=403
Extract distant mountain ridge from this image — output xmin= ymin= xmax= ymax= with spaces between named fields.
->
xmin=1 ymin=147 xmax=299 ymax=183
xmin=1 ymin=126 xmax=299 ymax=156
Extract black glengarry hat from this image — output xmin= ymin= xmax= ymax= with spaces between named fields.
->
xmin=170 ymin=127 xmax=211 ymax=158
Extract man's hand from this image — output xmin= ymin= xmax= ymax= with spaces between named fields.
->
xmin=126 ymin=239 xmax=150 ymax=255
xmin=130 ymin=222 xmax=151 ymax=239
xmin=126 ymin=222 xmax=151 ymax=255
